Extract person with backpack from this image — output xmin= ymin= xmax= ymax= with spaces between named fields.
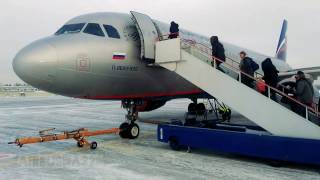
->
xmin=292 ymin=71 xmax=314 ymax=117
xmin=239 ymin=51 xmax=258 ymax=88
xmin=261 ymin=58 xmax=279 ymax=100
xmin=210 ymin=36 xmax=226 ymax=72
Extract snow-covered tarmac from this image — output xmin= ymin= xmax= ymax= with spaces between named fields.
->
xmin=0 ymin=96 xmax=319 ymax=180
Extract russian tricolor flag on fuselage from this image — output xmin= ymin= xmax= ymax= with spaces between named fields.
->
xmin=113 ymin=53 xmax=126 ymax=60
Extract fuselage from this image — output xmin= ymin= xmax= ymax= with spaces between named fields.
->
xmin=13 ymin=12 xmax=292 ymax=101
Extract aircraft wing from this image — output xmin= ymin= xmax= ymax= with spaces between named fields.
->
xmin=279 ymin=66 xmax=320 ymax=81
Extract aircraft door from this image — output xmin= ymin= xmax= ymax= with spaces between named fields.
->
xmin=130 ymin=11 xmax=159 ymax=61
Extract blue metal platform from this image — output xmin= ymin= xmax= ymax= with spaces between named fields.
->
xmin=158 ymin=121 xmax=320 ymax=166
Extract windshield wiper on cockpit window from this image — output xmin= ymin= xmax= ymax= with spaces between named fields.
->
xmin=55 ymin=23 xmax=86 ymax=35
xmin=63 ymin=30 xmax=81 ymax=34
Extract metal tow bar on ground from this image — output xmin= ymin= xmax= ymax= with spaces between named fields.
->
xmin=8 ymin=127 xmax=121 ymax=150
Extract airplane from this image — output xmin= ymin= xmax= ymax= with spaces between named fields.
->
xmin=12 ymin=11 xmax=320 ymax=139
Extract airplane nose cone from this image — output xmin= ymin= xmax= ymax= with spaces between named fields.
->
xmin=13 ymin=40 xmax=58 ymax=89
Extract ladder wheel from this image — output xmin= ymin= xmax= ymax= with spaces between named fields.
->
xmin=196 ymin=103 xmax=206 ymax=116
xmin=77 ymin=141 xmax=84 ymax=148
xmin=90 ymin=141 xmax=98 ymax=150
xmin=188 ymin=103 xmax=197 ymax=114
xmin=169 ymin=137 xmax=180 ymax=151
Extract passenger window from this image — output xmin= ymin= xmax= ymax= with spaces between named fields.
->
xmin=83 ymin=23 xmax=105 ymax=37
xmin=55 ymin=23 xmax=85 ymax=35
xmin=103 ymin=25 xmax=120 ymax=39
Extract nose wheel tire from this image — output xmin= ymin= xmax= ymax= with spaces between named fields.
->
xmin=129 ymin=123 xmax=140 ymax=139
xmin=119 ymin=122 xmax=130 ymax=139
xmin=119 ymin=122 xmax=140 ymax=139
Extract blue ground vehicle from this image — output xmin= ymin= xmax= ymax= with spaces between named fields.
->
xmin=158 ymin=121 xmax=320 ymax=166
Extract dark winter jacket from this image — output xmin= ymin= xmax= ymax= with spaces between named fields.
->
xmin=239 ymin=57 xmax=254 ymax=76
xmin=169 ymin=22 xmax=179 ymax=39
xmin=210 ymin=36 xmax=226 ymax=63
xmin=261 ymin=58 xmax=279 ymax=87
xmin=295 ymin=78 xmax=314 ymax=104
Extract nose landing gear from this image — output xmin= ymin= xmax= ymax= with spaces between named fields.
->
xmin=120 ymin=100 xmax=141 ymax=139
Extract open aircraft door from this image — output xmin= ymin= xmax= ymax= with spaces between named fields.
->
xmin=130 ymin=11 xmax=159 ymax=61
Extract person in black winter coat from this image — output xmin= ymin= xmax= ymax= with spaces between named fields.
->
xmin=210 ymin=36 xmax=226 ymax=72
xmin=261 ymin=58 xmax=279 ymax=100
xmin=239 ymin=51 xmax=254 ymax=88
xmin=169 ymin=21 xmax=179 ymax=39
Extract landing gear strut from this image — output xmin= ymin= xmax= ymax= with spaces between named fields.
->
xmin=119 ymin=100 xmax=141 ymax=139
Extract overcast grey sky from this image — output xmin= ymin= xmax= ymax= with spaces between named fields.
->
xmin=0 ymin=0 xmax=320 ymax=83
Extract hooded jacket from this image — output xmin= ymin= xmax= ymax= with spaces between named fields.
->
xmin=261 ymin=58 xmax=279 ymax=87
xmin=210 ymin=36 xmax=226 ymax=62
xmin=295 ymin=77 xmax=314 ymax=104
xmin=170 ymin=22 xmax=179 ymax=32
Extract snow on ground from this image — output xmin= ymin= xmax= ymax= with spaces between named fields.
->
xmin=0 ymin=96 xmax=319 ymax=180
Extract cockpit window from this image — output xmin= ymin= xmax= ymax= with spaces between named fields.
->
xmin=83 ymin=23 xmax=105 ymax=37
xmin=55 ymin=23 xmax=85 ymax=35
xmin=103 ymin=25 xmax=120 ymax=39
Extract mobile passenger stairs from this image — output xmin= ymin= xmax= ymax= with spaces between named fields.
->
xmin=130 ymin=11 xmax=320 ymax=166
xmin=155 ymin=37 xmax=320 ymax=166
